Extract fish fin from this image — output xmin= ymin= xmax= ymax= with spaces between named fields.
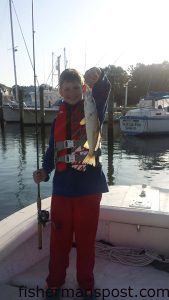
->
xmin=80 ymin=118 xmax=86 ymax=125
xmin=83 ymin=154 xmax=96 ymax=166
xmin=95 ymin=132 xmax=101 ymax=151
xmin=83 ymin=140 xmax=89 ymax=149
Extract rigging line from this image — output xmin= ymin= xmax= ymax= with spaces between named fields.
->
xmin=45 ymin=58 xmax=58 ymax=85
xmin=45 ymin=69 xmax=52 ymax=85
xmin=48 ymin=77 xmax=53 ymax=87
xmin=45 ymin=68 xmax=53 ymax=85
xmin=94 ymin=49 xmax=127 ymax=69
xmin=12 ymin=0 xmax=39 ymax=86
xmin=32 ymin=0 xmax=42 ymax=250
xmin=112 ymin=50 xmax=127 ymax=65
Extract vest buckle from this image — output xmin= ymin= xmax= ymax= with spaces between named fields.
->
xmin=64 ymin=140 xmax=74 ymax=149
xmin=65 ymin=154 xmax=75 ymax=163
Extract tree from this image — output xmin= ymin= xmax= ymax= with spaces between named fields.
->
xmin=128 ymin=62 xmax=169 ymax=105
xmin=104 ymin=65 xmax=129 ymax=106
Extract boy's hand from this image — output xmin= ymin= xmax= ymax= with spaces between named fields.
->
xmin=33 ymin=168 xmax=47 ymax=184
xmin=84 ymin=67 xmax=102 ymax=88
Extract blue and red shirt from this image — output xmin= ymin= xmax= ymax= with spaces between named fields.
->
xmin=42 ymin=70 xmax=111 ymax=196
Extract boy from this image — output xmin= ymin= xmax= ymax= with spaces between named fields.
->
xmin=33 ymin=67 xmax=111 ymax=300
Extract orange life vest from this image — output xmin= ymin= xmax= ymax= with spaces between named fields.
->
xmin=54 ymin=100 xmax=88 ymax=172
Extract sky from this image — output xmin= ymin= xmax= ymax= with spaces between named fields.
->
xmin=1 ymin=0 xmax=169 ymax=87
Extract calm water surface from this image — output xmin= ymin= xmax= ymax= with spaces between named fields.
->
xmin=1 ymin=123 xmax=169 ymax=220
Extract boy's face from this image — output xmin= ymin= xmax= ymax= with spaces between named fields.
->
xmin=59 ymin=80 xmax=83 ymax=105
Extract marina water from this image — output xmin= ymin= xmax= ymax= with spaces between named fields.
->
xmin=1 ymin=123 xmax=169 ymax=220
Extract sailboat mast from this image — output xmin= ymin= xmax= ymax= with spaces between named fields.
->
xmin=52 ymin=52 xmax=54 ymax=88
xmin=64 ymin=47 xmax=68 ymax=69
xmin=9 ymin=0 xmax=19 ymax=102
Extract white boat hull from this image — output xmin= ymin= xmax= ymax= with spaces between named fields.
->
xmin=120 ymin=112 xmax=169 ymax=135
xmin=3 ymin=106 xmax=58 ymax=124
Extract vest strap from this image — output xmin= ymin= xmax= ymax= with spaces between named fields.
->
xmin=55 ymin=153 xmax=85 ymax=163
xmin=55 ymin=137 xmax=87 ymax=151
xmin=55 ymin=149 xmax=101 ymax=163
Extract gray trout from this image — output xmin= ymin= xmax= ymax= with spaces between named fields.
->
xmin=80 ymin=85 xmax=101 ymax=166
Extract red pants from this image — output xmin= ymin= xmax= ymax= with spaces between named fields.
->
xmin=46 ymin=193 xmax=102 ymax=290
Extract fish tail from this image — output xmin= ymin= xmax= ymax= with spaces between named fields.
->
xmin=83 ymin=153 xmax=96 ymax=166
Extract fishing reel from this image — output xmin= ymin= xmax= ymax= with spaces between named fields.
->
xmin=38 ymin=210 xmax=50 ymax=226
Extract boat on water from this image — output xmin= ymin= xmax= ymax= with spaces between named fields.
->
xmin=2 ymin=91 xmax=62 ymax=125
xmin=0 ymin=185 xmax=169 ymax=299
xmin=120 ymin=92 xmax=169 ymax=136
xmin=3 ymin=104 xmax=59 ymax=125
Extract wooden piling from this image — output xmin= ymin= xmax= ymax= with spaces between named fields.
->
xmin=18 ymin=87 xmax=24 ymax=125
xmin=39 ymin=85 xmax=44 ymax=125
xmin=0 ymin=92 xmax=4 ymax=130
xmin=40 ymin=124 xmax=46 ymax=158
xmin=107 ymin=88 xmax=114 ymax=142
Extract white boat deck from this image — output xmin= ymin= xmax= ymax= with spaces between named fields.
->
xmin=0 ymin=185 xmax=169 ymax=299
xmin=0 ymin=246 xmax=169 ymax=299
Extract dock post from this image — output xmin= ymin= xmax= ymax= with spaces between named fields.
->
xmin=18 ymin=87 xmax=24 ymax=125
xmin=107 ymin=88 xmax=114 ymax=141
xmin=0 ymin=92 xmax=4 ymax=130
xmin=107 ymin=88 xmax=115 ymax=184
xmin=40 ymin=124 xmax=46 ymax=158
xmin=39 ymin=85 xmax=45 ymax=125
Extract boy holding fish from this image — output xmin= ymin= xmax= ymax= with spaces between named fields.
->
xmin=33 ymin=67 xmax=111 ymax=300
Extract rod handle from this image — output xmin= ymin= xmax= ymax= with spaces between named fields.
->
xmin=38 ymin=222 xmax=42 ymax=250
xmin=37 ymin=196 xmax=42 ymax=249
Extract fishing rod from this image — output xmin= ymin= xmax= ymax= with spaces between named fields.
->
xmin=32 ymin=0 xmax=49 ymax=250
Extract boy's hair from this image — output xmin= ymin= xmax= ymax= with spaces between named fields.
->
xmin=59 ymin=69 xmax=84 ymax=87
